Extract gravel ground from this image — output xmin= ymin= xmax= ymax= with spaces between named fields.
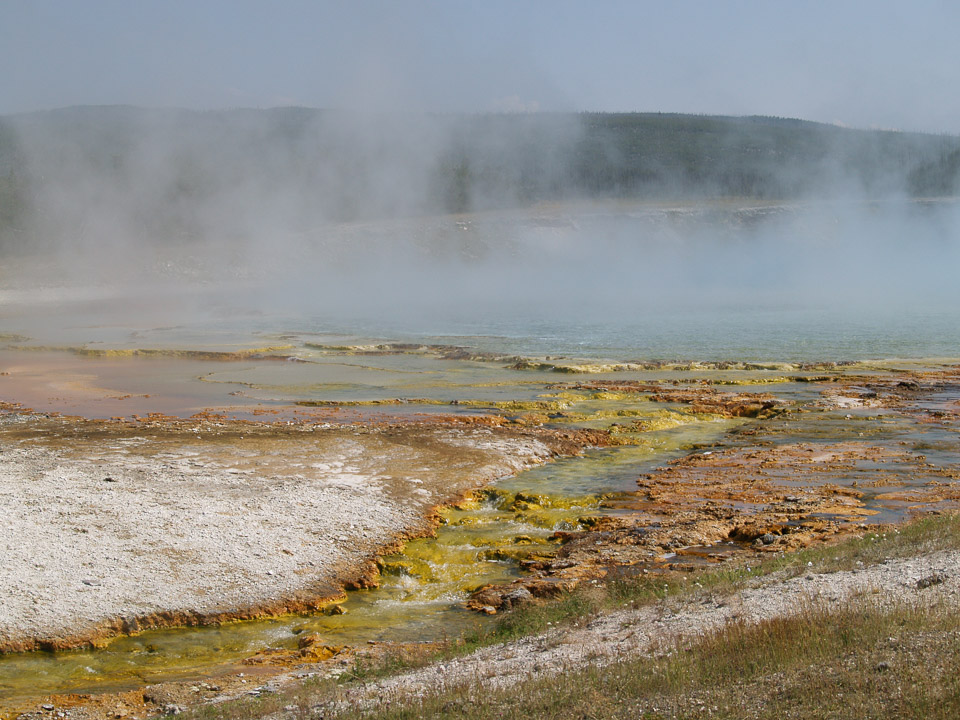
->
xmin=0 ymin=415 xmax=553 ymax=652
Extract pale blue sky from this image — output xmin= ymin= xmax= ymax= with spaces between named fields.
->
xmin=2 ymin=0 xmax=959 ymax=133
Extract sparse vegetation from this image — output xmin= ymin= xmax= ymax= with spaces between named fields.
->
xmin=181 ymin=513 xmax=960 ymax=720
xmin=321 ymin=599 xmax=960 ymax=720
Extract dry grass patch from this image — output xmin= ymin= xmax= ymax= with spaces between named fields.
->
xmin=328 ymin=598 xmax=960 ymax=720
xmin=180 ymin=513 xmax=960 ymax=720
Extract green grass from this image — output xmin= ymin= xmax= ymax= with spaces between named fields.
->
xmin=334 ymin=598 xmax=960 ymax=719
xmin=181 ymin=512 xmax=960 ymax=720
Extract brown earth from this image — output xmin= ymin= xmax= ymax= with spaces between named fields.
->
xmin=467 ymin=368 xmax=960 ymax=612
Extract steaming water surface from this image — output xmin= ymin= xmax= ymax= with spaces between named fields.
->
xmin=1 ymin=199 xmax=959 ymax=703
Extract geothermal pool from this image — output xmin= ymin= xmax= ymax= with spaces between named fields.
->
xmin=1 ymin=331 xmax=958 ymax=706
xmin=1 ymin=200 xmax=959 ymax=710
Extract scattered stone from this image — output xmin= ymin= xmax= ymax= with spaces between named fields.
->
xmin=916 ymin=571 xmax=948 ymax=589
xmin=296 ymin=633 xmax=343 ymax=662
xmin=142 ymin=686 xmax=182 ymax=706
xmin=501 ymin=586 xmax=535 ymax=609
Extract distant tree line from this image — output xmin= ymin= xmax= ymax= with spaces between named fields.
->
xmin=1 ymin=107 xmax=959 ymax=254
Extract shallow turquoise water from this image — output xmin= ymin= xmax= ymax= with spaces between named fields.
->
xmin=5 ymin=200 xmax=960 ymax=364
xmin=1 ymin=198 xmax=958 ymax=703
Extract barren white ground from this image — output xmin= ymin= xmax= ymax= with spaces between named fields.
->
xmin=0 ymin=418 xmax=552 ymax=649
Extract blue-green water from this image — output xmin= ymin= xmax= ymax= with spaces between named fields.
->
xmin=1 ymin=198 xmax=959 ymax=705
xmin=4 ymin=198 xmax=959 ymax=364
xmin=292 ymin=305 xmax=960 ymax=363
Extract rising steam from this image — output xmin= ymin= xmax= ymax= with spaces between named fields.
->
xmin=0 ymin=107 xmax=958 ymax=357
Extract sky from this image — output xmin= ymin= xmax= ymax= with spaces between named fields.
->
xmin=2 ymin=0 xmax=959 ymax=133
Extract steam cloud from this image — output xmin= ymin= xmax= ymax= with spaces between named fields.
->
xmin=0 ymin=107 xmax=958 ymax=356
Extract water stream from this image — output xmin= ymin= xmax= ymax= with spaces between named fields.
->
xmin=0 ymin=416 xmax=731 ymax=701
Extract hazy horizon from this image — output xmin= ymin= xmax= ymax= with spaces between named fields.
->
xmin=4 ymin=105 xmax=957 ymax=141
xmin=3 ymin=2 xmax=960 ymax=134
xmin=2 ymin=2 xmax=959 ymax=360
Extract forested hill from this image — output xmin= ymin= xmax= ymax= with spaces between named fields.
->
xmin=1 ymin=106 xmax=959 ymax=253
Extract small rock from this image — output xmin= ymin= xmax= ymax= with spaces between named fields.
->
xmin=916 ymin=571 xmax=948 ymax=589
xmin=41 ymin=705 xmax=55 ymax=712
xmin=121 ymin=616 xmax=140 ymax=633
xmin=160 ymin=705 xmax=183 ymax=716
xmin=502 ymin=586 xmax=535 ymax=609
